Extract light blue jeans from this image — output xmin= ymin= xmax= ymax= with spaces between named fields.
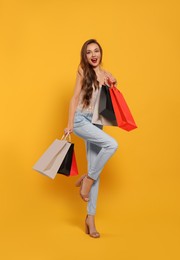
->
xmin=73 ymin=111 xmax=118 ymax=215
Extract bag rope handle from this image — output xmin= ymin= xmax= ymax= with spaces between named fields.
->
xmin=61 ymin=132 xmax=71 ymax=142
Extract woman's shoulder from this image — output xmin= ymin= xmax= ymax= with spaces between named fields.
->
xmin=102 ymin=69 xmax=114 ymax=77
xmin=102 ymin=68 xmax=111 ymax=74
xmin=77 ymin=65 xmax=84 ymax=77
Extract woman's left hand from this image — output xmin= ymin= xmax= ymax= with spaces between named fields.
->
xmin=104 ymin=72 xmax=117 ymax=87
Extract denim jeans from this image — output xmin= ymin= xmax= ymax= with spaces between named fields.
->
xmin=73 ymin=111 xmax=118 ymax=215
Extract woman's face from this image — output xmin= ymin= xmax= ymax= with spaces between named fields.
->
xmin=86 ymin=43 xmax=101 ymax=67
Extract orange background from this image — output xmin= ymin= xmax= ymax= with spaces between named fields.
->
xmin=0 ymin=0 xmax=180 ymax=259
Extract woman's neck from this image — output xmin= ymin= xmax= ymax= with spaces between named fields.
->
xmin=93 ymin=66 xmax=102 ymax=74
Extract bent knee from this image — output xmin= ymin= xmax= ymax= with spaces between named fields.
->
xmin=110 ymin=139 xmax=118 ymax=151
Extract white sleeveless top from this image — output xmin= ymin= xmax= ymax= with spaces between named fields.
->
xmin=76 ymin=84 xmax=99 ymax=113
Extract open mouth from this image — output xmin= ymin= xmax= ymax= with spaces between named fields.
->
xmin=91 ymin=58 xmax=98 ymax=63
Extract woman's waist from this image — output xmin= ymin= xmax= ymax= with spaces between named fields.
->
xmin=75 ymin=110 xmax=93 ymax=117
xmin=75 ymin=105 xmax=94 ymax=115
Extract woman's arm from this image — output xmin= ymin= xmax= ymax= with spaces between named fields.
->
xmin=64 ymin=67 xmax=83 ymax=135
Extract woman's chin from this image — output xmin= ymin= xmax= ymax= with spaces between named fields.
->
xmin=90 ymin=62 xmax=100 ymax=68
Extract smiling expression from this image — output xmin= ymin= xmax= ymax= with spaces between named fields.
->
xmin=86 ymin=43 xmax=102 ymax=68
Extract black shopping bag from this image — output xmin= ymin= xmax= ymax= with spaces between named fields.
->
xmin=57 ymin=143 xmax=74 ymax=176
xmin=99 ymin=85 xmax=116 ymax=121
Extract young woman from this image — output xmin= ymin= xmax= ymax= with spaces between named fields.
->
xmin=64 ymin=39 xmax=118 ymax=238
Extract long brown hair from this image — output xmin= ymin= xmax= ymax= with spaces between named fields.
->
xmin=80 ymin=39 xmax=103 ymax=107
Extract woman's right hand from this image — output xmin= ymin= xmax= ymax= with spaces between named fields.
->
xmin=64 ymin=126 xmax=73 ymax=136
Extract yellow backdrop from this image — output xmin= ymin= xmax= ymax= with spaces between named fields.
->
xmin=0 ymin=0 xmax=180 ymax=259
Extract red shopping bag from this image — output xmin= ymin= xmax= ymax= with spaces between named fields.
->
xmin=69 ymin=152 xmax=78 ymax=176
xmin=109 ymin=85 xmax=137 ymax=131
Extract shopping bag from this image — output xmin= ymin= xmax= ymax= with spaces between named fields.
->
xmin=69 ymin=151 xmax=78 ymax=176
xmin=32 ymin=134 xmax=78 ymax=179
xmin=99 ymin=85 xmax=116 ymax=121
xmin=57 ymin=143 xmax=74 ymax=175
xmin=92 ymin=86 xmax=117 ymax=126
xmin=57 ymin=143 xmax=78 ymax=176
xmin=109 ymin=85 xmax=137 ymax=131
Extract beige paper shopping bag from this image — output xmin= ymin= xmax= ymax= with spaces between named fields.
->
xmin=33 ymin=137 xmax=71 ymax=179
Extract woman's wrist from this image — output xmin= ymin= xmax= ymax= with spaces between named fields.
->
xmin=67 ymin=121 xmax=73 ymax=129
